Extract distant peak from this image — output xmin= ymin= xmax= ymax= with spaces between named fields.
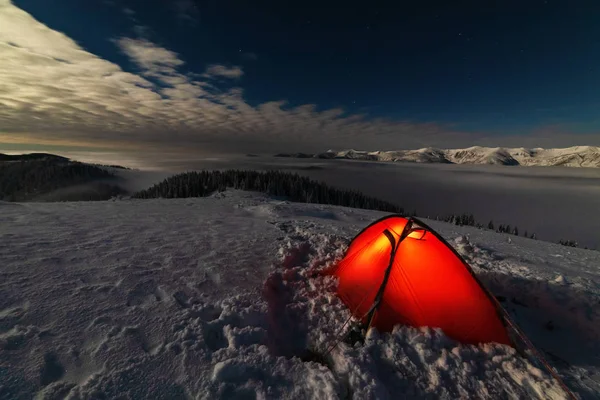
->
xmin=276 ymin=146 xmax=600 ymax=168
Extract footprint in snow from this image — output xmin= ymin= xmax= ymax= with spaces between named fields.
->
xmin=0 ymin=302 xmax=29 ymax=333
xmin=40 ymin=352 xmax=65 ymax=386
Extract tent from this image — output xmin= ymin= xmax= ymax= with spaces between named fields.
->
xmin=324 ymin=215 xmax=511 ymax=345
xmin=322 ymin=214 xmax=575 ymax=397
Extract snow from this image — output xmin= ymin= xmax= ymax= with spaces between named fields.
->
xmin=292 ymin=146 xmax=600 ymax=168
xmin=1 ymin=191 xmax=599 ymax=399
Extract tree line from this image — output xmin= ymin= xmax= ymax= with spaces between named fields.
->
xmin=436 ymin=213 xmax=586 ymax=248
xmin=438 ymin=213 xmax=540 ymax=239
xmin=132 ymin=169 xmax=405 ymax=214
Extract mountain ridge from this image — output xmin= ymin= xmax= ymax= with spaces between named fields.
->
xmin=0 ymin=153 xmax=127 ymax=201
xmin=275 ymin=146 xmax=600 ymax=168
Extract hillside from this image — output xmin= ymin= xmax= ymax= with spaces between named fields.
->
xmin=0 ymin=153 xmax=70 ymax=162
xmin=0 ymin=191 xmax=598 ymax=399
xmin=276 ymin=146 xmax=600 ymax=168
xmin=0 ymin=153 xmax=127 ymax=201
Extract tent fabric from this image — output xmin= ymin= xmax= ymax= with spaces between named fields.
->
xmin=326 ymin=215 xmax=512 ymax=346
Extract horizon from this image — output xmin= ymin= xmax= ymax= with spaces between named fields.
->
xmin=3 ymin=143 xmax=600 ymax=171
xmin=2 ymin=143 xmax=600 ymax=171
xmin=2 ymin=0 xmax=600 ymax=168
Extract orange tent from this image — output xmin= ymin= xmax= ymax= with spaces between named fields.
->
xmin=323 ymin=214 xmax=577 ymax=398
xmin=324 ymin=215 xmax=512 ymax=346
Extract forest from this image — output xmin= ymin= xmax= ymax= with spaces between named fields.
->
xmin=0 ymin=156 xmax=124 ymax=201
xmin=133 ymin=169 xmax=405 ymax=214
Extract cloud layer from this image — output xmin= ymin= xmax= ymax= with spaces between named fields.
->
xmin=203 ymin=64 xmax=244 ymax=79
xmin=0 ymin=0 xmax=596 ymax=161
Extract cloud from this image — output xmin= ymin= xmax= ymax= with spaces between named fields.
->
xmin=203 ymin=64 xmax=244 ymax=79
xmin=116 ymin=37 xmax=184 ymax=76
xmin=2 ymin=0 xmax=594 ymax=167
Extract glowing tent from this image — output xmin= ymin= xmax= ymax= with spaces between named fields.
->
xmin=325 ymin=215 xmax=512 ymax=346
xmin=322 ymin=214 xmax=576 ymax=397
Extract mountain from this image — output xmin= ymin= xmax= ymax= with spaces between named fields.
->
xmin=446 ymin=147 xmax=520 ymax=166
xmin=0 ymin=153 xmax=127 ymax=201
xmin=0 ymin=152 xmax=69 ymax=162
xmin=275 ymin=146 xmax=600 ymax=168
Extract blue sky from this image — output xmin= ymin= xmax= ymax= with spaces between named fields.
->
xmin=1 ymin=0 xmax=600 ymax=165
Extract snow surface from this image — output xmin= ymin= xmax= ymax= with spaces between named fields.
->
xmin=1 ymin=191 xmax=599 ymax=399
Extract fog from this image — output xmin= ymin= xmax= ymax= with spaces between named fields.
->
xmin=120 ymin=155 xmax=600 ymax=250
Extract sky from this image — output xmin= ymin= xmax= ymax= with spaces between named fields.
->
xmin=1 ymin=0 xmax=600 ymax=167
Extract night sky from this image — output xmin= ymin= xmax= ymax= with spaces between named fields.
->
xmin=1 ymin=0 xmax=600 ymax=164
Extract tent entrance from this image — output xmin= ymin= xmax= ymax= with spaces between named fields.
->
xmin=364 ymin=219 xmax=414 ymax=332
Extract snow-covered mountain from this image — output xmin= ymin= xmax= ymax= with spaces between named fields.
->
xmin=276 ymin=146 xmax=600 ymax=167
xmin=1 ymin=191 xmax=598 ymax=399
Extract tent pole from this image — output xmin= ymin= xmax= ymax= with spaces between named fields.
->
xmin=364 ymin=219 xmax=414 ymax=333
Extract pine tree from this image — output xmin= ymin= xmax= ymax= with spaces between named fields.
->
xmin=488 ymin=220 xmax=494 ymax=230
xmin=468 ymin=214 xmax=475 ymax=226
